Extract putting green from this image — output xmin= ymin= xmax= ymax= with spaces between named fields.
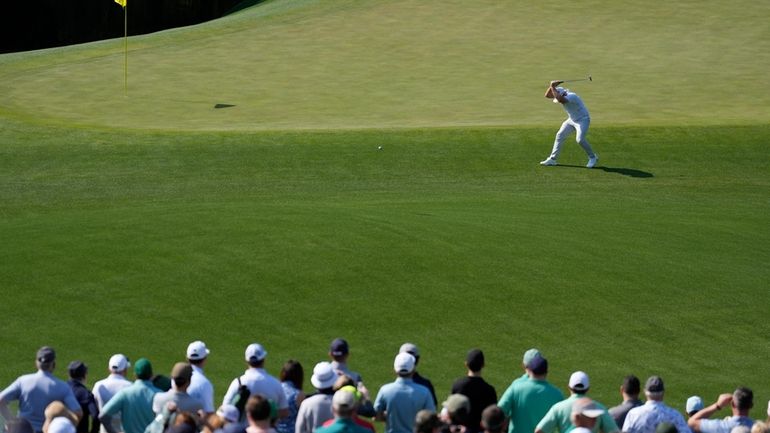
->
xmin=0 ymin=0 xmax=768 ymax=131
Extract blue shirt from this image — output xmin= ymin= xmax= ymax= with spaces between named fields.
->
xmin=275 ymin=382 xmax=301 ymax=433
xmin=700 ymin=416 xmax=753 ymax=433
xmin=374 ymin=377 xmax=435 ymax=433
xmin=99 ymin=380 xmax=160 ymax=433
xmin=0 ymin=370 xmax=81 ymax=432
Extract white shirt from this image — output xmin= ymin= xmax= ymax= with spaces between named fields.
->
xmin=562 ymin=92 xmax=590 ymax=121
xmin=91 ymin=373 xmax=132 ymax=433
xmin=622 ymin=400 xmax=692 ymax=433
xmin=187 ymin=365 xmax=214 ymax=413
xmin=222 ymin=368 xmax=288 ymax=410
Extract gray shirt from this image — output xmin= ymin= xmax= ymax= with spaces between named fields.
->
xmin=608 ymin=399 xmax=642 ymax=429
xmin=152 ymin=390 xmax=203 ymax=415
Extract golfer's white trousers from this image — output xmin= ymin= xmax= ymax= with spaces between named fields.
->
xmin=549 ymin=116 xmax=596 ymax=160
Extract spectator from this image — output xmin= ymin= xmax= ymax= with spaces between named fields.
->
xmin=321 ymin=383 xmax=374 ymax=433
xmin=276 ymin=360 xmax=305 ymax=433
xmin=152 ymin=363 xmax=203 ymax=417
xmin=480 ymin=406 xmax=507 ymax=433
xmin=245 ymin=395 xmax=277 ymax=433
xmin=751 ymin=421 xmax=769 ymax=433
xmin=441 ymin=394 xmax=471 ymax=433
xmin=687 ymin=398 xmax=704 ymax=419
xmin=571 ymin=398 xmax=605 ymax=430
xmin=66 ymin=361 xmax=99 ymax=433
xmin=414 ymin=410 xmax=444 ymax=433
xmin=42 ymin=402 xmax=79 ymax=433
xmin=99 ymin=358 xmax=161 ymax=433
xmin=92 ymin=355 xmax=132 ymax=433
xmin=622 ymin=376 xmax=691 ymax=433
xmin=295 ymin=362 xmax=337 ymax=433
xmin=331 ymin=375 xmax=375 ymax=419
xmin=498 ymin=354 xmax=563 ymax=433
xmin=535 ymin=371 xmax=617 ymax=433
xmin=223 ymin=344 xmax=288 ymax=419
xmin=374 ymin=352 xmax=436 ymax=433
xmin=609 ymin=375 xmax=643 ymax=428
xmin=186 ymin=341 xmax=215 ymax=415
xmin=451 ymin=349 xmax=497 ymax=433
xmin=399 ymin=344 xmax=437 ymax=408
xmin=0 ymin=347 xmax=83 ymax=433
xmin=517 ymin=350 xmax=541 ymax=383
xmin=688 ymin=388 xmax=754 ymax=433
xmin=314 ymin=389 xmax=371 ymax=433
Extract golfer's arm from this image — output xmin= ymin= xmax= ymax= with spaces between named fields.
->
xmin=545 ymin=86 xmax=555 ymax=98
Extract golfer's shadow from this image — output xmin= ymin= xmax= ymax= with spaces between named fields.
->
xmin=559 ymin=164 xmax=653 ymax=178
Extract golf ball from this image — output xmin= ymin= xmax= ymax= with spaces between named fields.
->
xmin=378 ymin=146 xmax=382 ymax=150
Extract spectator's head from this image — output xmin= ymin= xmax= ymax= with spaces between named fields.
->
xmin=45 ymin=418 xmax=75 ymax=433
xmin=570 ymin=398 xmax=603 ymax=429
xmin=245 ymin=343 xmax=267 ymax=368
xmin=36 ymin=346 xmax=56 ymax=372
xmin=333 ymin=374 xmax=355 ymax=391
xmin=466 ymin=349 xmax=485 ymax=373
xmin=442 ymin=394 xmax=471 ymax=426
xmin=67 ymin=361 xmax=87 ymax=381
xmin=525 ymin=355 xmax=548 ymax=377
xmin=246 ymin=395 xmax=272 ymax=424
xmin=329 ymin=338 xmax=350 ymax=362
xmin=171 ymin=362 xmax=193 ymax=389
xmin=656 ymin=423 xmax=678 ymax=433
xmin=686 ymin=396 xmax=704 ymax=417
xmin=216 ymin=404 xmax=240 ymax=425
xmin=733 ymin=387 xmax=754 ymax=412
xmin=43 ymin=401 xmax=78 ymax=433
xmin=394 ymin=352 xmax=416 ymax=378
xmin=399 ymin=343 xmax=421 ymax=366
xmin=569 ymin=371 xmax=590 ymax=394
xmin=621 ymin=375 xmax=641 ymax=397
xmin=108 ymin=354 xmax=130 ymax=375
xmin=186 ymin=341 xmax=210 ymax=366
xmin=332 ymin=388 xmax=357 ymax=418
xmin=522 ymin=349 xmax=541 ymax=369
xmin=751 ymin=421 xmax=770 ymax=433
xmin=644 ymin=376 xmax=665 ymax=400
xmin=152 ymin=375 xmax=171 ymax=391
xmin=134 ymin=358 xmax=153 ymax=380
xmin=310 ymin=362 xmax=337 ymax=391
xmin=481 ymin=405 xmax=507 ymax=433
xmin=415 ymin=410 xmax=443 ymax=433
xmin=280 ymin=359 xmax=304 ymax=391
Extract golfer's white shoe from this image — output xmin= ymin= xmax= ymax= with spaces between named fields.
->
xmin=587 ymin=155 xmax=598 ymax=168
xmin=540 ymin=158 xmax=558 ymax=166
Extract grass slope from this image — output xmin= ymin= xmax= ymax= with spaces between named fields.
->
xmin=0 ymin=0 xmax=769 ymax=130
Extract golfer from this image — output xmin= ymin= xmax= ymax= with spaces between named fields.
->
xmin=541 ymin=80 xmax=598 ymax=168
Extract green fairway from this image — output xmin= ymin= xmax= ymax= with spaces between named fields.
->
xmin=1 ymin=0 xmax=770 ymax=420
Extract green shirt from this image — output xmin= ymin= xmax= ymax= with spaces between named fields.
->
xmin=498 ymin=377 xmax=564 ymax=433
xmin=535 ymin=394 xmax=619 ymax=433
xmin=100 ymin=380 xmax=160 ymax=433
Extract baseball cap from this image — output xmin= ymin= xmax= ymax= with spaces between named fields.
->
xmin=394 ymin=352 xmax=416 ymax=374
xmin=44 ymin=401 xmax=78 ymax=427
xmin=37 ymin=346 xmax=56 ymax=364
xmin=187 ymin=341 xmax=210 ymax=360
xmin=645 ymin=376 xmax=665 ymax=393
xmin=217 ymin=404 xmax=240 ymax=423
xmin=330 ymin=338 xmax=349 ymax=357
xmin=332 ymin=388 xmax=357 ymax=409
xmin=47 ymin=418 xmax=76 ymax=433
xmin=569 ymin=371 xmax=590 ymax=392
xmin=109 ymin=354 xmax=130 ymax=372
xmin=171 ymin=362 xmax=193 ymax=381
xmin=399 ymin=343 xmax=420 ymax=358
xmin=572 ymin=428 xmax=593 ymax=433
xmin=686 ymin=396 xmax=704 ymax=415
xmin=522 ymin=349 xmax=541 ymax=365
xmin=245 ymin=343 xmax=267 ymax=363
xmin=526 ymin=354 xmax=548 ymax=375
xmin=311 ymin=362 xmax=337 ymax=390
xmin=67 ymin=361 xmax=87 ymax=378
xmin=466 ymin=349 xmax=485 ymax=372
xmin=442 ymin=394 xmax=471 ymax=414
xmin=134 ymin=358 xmax=153 ymax=380
xmin=656 ymin=423 xmax=678 ymax=433
xmin=572 ymin=398 xmax=604 ymax=418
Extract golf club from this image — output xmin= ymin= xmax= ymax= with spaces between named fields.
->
xmin=561 ymin=75 xmax=592 ymax=83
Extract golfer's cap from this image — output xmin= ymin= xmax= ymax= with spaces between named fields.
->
xmin=656 ymin=423 xmax=678 ymax=433
xmin=522 ymin=348 xmax=541 ymax=365
xmin=217 ymin=404 xmax=240 ymax=423
xmin=569 ymin=371 xmax=590 ymax=392
xmin=36 ymin=346 xmax=56 ymax=364
xmin=526 ymin=354 xmax=548 ymax=375
xmin=572 ymin=398 xmax=604 ymax=418
xmin=187 ymin=341 xmax=210 ymax=360
xmin=330 ymin=338 xmax=349 ymax=356
xmin=245 ymin=343 xmax=267 ymax=362
xmin=442 ymin=394 xmax=471 ymax=414
xmin=686 ymin=396 xmax=704 ymax=415
xmin=332 ymin=388 xmax=357 ymax=409
xmin=394 ymin=352 xmax=416 ymax=374
xmin=109 ymin=354 xmax=130 ymax=372
xmin=645 ymin=376 xmax=665 ymax=393
xmin=399 ymin=342 xmax=420 ymax=358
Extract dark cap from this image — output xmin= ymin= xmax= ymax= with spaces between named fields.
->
xmin=67 ymin=361 xmax=88 ymax=378
xmin=526 ymin=354 xmax=548 ymax=375
xmin=645 ymin=376 xmax=664 ymax=393
xmin=134 ymin=358 xmax=153 ymax=380
xmin=37 ymin=346 xmax=56 ymax=364
xmin=655 ymin=423 xmax=677 ymax=433
xmin=466 ymin=349 xmax=485 ymax=372
xmin=330 ymin=338 xmax=349 ymax=356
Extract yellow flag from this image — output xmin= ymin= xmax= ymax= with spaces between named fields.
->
xmin=115 ymin=0 xmax=126 ymax=7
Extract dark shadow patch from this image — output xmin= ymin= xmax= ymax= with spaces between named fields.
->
xmin=548 ymin=164 xmax=654 ymax=178
xmin=214 ymin=103 xmax=236 ymax=109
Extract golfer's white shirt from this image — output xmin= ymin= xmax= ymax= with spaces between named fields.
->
xmin=92 ymin=373 xmax=132 ymax=433
xmin=187 ymin=365 xmax=214 ymax=413
xmin=562 ymin=92 xmax=590 ymax=121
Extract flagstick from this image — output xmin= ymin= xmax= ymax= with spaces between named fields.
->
xmin=123 ymin=4 xmax=128 ymax=96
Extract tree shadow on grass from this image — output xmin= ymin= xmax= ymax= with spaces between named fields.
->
xmin=556 ymin=164 xmax=654 ymax=178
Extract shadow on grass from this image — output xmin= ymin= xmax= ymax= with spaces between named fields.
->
xmin=226 ymin=0 xmax=269 ymax=15
xmin=556 ymin=164 xmax=654 ymax=178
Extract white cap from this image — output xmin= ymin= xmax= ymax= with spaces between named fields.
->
xmin=399 ymin=343 xmax=420 ymax=358
xmin=187 ymin=341 xmax=210 ymax=360
xmin=332 ymin=388 xmax=357 ymax=409
xmin=569 ymin=371 xmax=590 ymax=392
xmin=48 ymin=418 xmax=76 ymax=433
xmin=394 ymin=352 xmax=416 ymax=374
xmin=311 ymin=362 xmax=337 ymax=390
xmin=245 ymin=343 xmax=267 ymax=363
xmin=217 ymin=404 xmax=240 ymax=423
xmin=686 ymin=396 xmax=704 ymax=414
xmin=572 ymin=428 xmax=593 ymax=433
xmin=766 ymin=399 xmax=770 ymax=418
xmin=108 ymin=354 xmax=130 ymax=372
